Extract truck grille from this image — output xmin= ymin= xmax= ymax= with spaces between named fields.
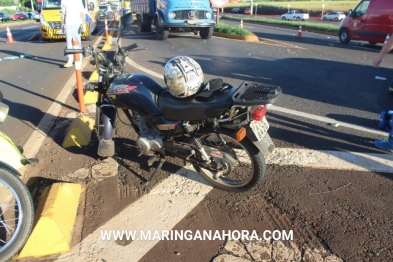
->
xmin=49 ymin=22 xmax=62 ymax=29
xmin=173 ymin=10 xmax=207 ymax=20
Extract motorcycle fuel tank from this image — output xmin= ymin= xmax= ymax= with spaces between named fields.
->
xmin=107 ymin=73 xmax=165 ymax=116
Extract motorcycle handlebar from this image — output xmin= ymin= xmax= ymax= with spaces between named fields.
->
xmin=64 ymin=48 xmax=85 ymax=56
xmin=119 ymin=43 xmax=138 ymax=56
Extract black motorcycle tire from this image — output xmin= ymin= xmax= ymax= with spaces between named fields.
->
xmin=0 ymin=164 xmax=34 ymax=262
xmin=192 ymin=129 xmax=266 ymax=192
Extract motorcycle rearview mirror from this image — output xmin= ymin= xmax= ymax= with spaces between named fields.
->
xmin=120 ymin=13 xmax=134 ymax=29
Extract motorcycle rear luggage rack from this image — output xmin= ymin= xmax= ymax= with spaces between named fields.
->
xmin=232 ymin=81 xmax=282 ymax=106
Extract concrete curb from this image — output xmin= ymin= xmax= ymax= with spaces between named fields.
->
xmin=17 ymin=183 xmax=83 ymax=259
xmin=62 ymin=116 xmax=95 ymax=148
xmin=213 ymin=32 xmax=259 ymax=42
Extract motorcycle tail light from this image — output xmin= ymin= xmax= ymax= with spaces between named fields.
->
xmin=236 ymin=127 xmax=246 ymax=142
xmin=251 ymin=106 xmax=266 ymax=121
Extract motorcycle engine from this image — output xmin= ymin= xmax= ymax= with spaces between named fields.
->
xmin=131 ymin=112 xmax=164 ymax=156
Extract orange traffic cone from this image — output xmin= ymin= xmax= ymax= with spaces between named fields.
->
xmin=384 ymin=34 xmax=390 ymax=45
xmin=240 ymin=19 xmax=243 ymax=28
xmin=6 ymin=26 xmax=15 ymax=44
xmin=297 ymin=25 xmax=302 ymax=39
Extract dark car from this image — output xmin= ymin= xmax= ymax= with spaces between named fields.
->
xmin=0 ymin=12 xmax=10 ymax=22
xmin=12 ymin=12 xmax=28 ymax=20
xmin=231 ymin=8 xmax=240 ymax=14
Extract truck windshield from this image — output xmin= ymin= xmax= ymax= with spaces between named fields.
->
xmin=43 ymin=0 xmax=85 ymax=10
xmin=354 ymin=0 xmax=370 ymax=16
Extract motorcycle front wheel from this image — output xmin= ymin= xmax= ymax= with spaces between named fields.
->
xmin=0 ymin=164 xmax=34 ymax=262
xmin=192 ymin=130 xmax=266 ymax=192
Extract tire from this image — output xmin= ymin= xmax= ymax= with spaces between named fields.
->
xmin=323 ymin=17 xmax=326 ymax=21
xmin=296 ymin=17 xmax=300 ymax=21
xmin=339 ymin=28 xmax=350 ymax=44
xmin=281 ymin=16 xmax=286 ymax=20
xmin=0 ymin=164 xmax=34 ymax=262
xmin=334 ymin=17 xmax=338 ymax=21
xmin=155 ymin=20 xmax=169 ymax=40
xmin=200 ymin=27 xmax=214 ymax=39
xmin=192 ymin=130 xmax=266 ymax=192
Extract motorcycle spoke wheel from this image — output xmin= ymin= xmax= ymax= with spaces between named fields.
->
xmin=0 ymin=166 xmax=34 ymax=262
xmin=193 ymin=132 xmax=266 ymax=192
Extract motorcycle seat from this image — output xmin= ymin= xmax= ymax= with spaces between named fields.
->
xmin=158 ymin=86 xmax=236 ymax=121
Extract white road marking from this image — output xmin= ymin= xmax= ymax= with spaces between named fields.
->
xmin=22 ymin=25 xmax=39 ymax=29
xmin=268 ymin=148 xmax=393 ymax=173
xmin=55 ymin=166 xmax=213 ymax=262
xmin=269 ymin=105 xmax=388 ymax=136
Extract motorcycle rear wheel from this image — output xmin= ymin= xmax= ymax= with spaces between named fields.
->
xmin=192 ymin=131 xmax=266 ymax=192
xmin=0 ymin=164 xmax=34 ymax=262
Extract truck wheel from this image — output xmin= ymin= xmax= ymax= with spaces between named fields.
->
xmin=296 ymin=17 xmax=300 ymax=21
xmin=155 ymin=20 xmax=169 ymax=40
xmin=339 ymin=28 xmax=350 ymax=44
xmin=281 ymin=16 xmax=286 ymax=20
xmin=200 ymin=27 xmax=214 ymax=39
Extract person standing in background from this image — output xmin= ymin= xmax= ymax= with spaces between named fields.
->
xmin=372 ymin=36 xmax=393 ymax=152
xmin=61 ymin=0 xmax=86 ymax=68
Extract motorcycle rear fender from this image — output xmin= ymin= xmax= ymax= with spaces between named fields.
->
xmin=248 ymin=133 xmax=275 ymax=157
xmin=220 ymin=124 xmax=275 ymax=157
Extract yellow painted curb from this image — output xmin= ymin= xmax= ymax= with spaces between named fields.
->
xmin=89 ymin=70 xmax=99 ymax=81
xmin=213 ymin=32 xmax=259 ymax=42
xmin=18 ymin=183 xmax=83 ymax=259
xmin=102 ymin=42 xmax=111 ymax=51
xmin=84 ymin=90 xmax=98 ymax=104
xmin=62 ymin=116 xmax=95 ymax=148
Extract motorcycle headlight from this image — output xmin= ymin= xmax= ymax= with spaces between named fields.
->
xmin=206 ymin=12 xmax=211 ymax=19
xmin=168 ymin=12 xmax=176 ymax=19
xmin=0 ymin=102 xmax=9 ymax=124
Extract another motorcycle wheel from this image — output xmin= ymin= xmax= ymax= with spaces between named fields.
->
xmin=0 ymin=164 xmax=34 ymax=262
xmin=192 ymin=130 xmax=266 ymax=192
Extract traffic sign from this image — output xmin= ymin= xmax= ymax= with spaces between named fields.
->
xmin=210 ymin=0 xmax=229 ymax=8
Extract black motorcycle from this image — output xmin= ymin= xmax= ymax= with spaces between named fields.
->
xmin=65 ymin=14 xmax=282 ymax=192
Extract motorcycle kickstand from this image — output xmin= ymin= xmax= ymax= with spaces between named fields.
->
xmin=141 ymin=157 xmax=166 ymax=186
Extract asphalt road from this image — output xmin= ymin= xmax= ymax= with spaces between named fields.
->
xmin=2 ymin=19 xmax=393 ymax=261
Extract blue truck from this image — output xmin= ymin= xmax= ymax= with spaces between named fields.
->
xmin=131 ymin=0 xmax=215 ymax=40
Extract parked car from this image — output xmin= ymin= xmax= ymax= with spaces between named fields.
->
xmin=244 ymin=8 xmax=251 ymax=14
xmin=281 ymin=10 xmax=309 ymax=21
xmin=0 ymin=12 xmax=10 ymax=22
xmin=12 ymin=12 xmax=28 ymax=20
xmin=34 ymin=12 xmax=40 ymax=22
xmin=322 ymin=12 xmax=346 ymax=21
xmin=231 ymin=8 xmax=240 ymax=14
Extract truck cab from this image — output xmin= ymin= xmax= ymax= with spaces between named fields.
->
xmin=132 ymin=0 xmax=215 ymax=40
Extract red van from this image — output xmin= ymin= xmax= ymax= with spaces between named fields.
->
xmin=339 ymin=0 xmax=393 ymax=44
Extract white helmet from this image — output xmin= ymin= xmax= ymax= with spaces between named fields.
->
xmin=163 ymin=56 xmax=204 ymax=98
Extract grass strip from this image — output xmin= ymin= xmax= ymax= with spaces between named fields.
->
xmin=214 ymin=22 xmax=255 ymax=37
xmin=221 ymin=16 xmax=339 ymax=33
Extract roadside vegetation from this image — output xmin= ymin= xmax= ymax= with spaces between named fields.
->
xmin=220 ymin=16 xmax=339 ymax=34
xmin=214 ymin=22 xmax=255 ymax=37
xmin=224 ymin=1 xmax=358 ymax=16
